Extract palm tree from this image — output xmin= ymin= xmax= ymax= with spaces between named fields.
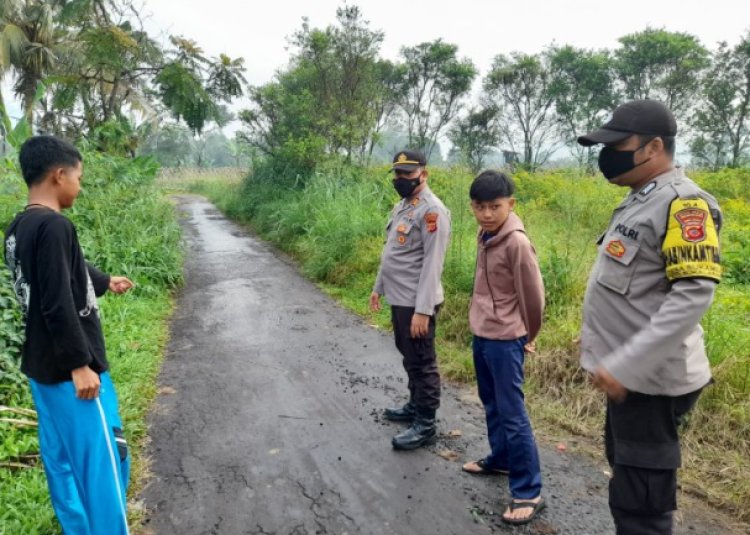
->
xmin=0 ymin=0 xmax=57 ymax=130
xmin=208 ymin=54 xmax=248 ymax=100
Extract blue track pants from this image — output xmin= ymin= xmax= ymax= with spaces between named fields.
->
xmin=29 ymin=372 xmax=130 ymax=535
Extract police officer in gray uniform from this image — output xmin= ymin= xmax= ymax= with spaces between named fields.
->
xmin=370 ymin=150 xmax=451 ymax=450
xmin=578 ymin=100 xmax=721 ymax=535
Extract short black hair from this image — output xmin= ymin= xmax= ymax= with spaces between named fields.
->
xmin=469 ymin=170 xmax=515 ymax=201
xmin=18 ymin=135 xmax=82 ymax=187
xmin=639 ymin=134 xmax=675 ymax=157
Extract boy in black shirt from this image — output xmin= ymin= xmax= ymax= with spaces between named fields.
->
xmin=4 ymin=136 xmax=134 ymax=534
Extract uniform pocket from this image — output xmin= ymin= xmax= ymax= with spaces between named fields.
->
xmin=596 ymin=235 xmax=641 ymax=295
xmin=395 ymin=221 xmax=415 ymax=246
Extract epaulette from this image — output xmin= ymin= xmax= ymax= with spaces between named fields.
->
xmin=669 ymin=179 xmax=700 ymax=200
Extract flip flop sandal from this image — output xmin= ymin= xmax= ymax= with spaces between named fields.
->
xmin=501 ymin=497 xmax=546 ymax=525
xmin=461 ymin=458 xmax=510 ymax=476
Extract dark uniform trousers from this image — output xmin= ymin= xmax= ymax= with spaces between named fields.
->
xmin=606 ymin=387 xmax=704 ymax=535
xmin=390 ymin=305 xmax=441 ymax=412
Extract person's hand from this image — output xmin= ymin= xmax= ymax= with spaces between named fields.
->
xmin=109 ymin=276 xmax=134 ymax=294
xmin=369 ymin=292 xmax=381 ymax=312
xmin=410 ymin=313 xmax=430 ymax=338
xmin=524 ymin=341 xmax=537 ymax=354
xmin=71 ymin=365 xmax=100 ymax=400
xmin=591 ymin=366 xmax=628 ymax=402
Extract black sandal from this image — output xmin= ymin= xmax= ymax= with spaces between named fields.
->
xmin=461 ymin=458 xmax=510 ymax=476
xmin=501 ymin=497 xmax=546 ymax=525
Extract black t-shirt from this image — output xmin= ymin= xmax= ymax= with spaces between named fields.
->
xmin=4 ymin=207 xmax=110 ymax=384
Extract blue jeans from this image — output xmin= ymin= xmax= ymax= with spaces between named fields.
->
xmin=473 ymin=335 xmax=542 ymax=499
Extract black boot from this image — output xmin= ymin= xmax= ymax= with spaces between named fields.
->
xmin=384 ymin=401 xmax=416 ymax=422
xmin=391 ymin=408 xmax=436 ymax=450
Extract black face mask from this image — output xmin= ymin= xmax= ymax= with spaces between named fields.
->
xmin=393 ymin=176 xmax=421 ymax=198
xmin=598 ymin=142 xmax=651 ymax=180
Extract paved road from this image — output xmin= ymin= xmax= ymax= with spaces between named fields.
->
xmin=140 ymin=196 xmax=732 ymax=535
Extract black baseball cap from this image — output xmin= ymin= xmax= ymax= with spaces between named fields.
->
xmin=392 ymin=149 xmax=427 ymax=171
xmin=577 ymin=99 xmax=677 ymax=147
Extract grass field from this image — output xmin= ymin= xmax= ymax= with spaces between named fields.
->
xmin=0 ymin=153 xmax=182 ymax=533
xmin=189 ymin=163 xmax=750 ymax=521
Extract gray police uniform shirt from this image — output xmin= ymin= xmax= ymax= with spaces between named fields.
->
xmin=373 ymin=186 xmax=451 ymax=315
xmin=581 ymin=167 xmax=721 ymax=396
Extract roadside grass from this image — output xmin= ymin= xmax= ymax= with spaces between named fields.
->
xmin=191 ymin=164 xmax=750 ymax=521
xmin=156 ymin=166 xmax=243 ymax=194
xmin=0 ymin=153 xmax=182 ymax=533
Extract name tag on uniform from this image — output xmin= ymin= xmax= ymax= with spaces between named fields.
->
xmin=614 ymin=223 xmax=639 ymax=241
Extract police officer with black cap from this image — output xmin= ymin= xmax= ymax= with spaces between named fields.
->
xmin=578 ymin=100 xmax=721 ymax=534
xmin=370 ymin=149 xmax=451 ymax=450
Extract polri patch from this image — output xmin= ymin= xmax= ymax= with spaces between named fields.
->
xmin=606 ymin=240 xmax=626 ymax=258
xmin=425 ymin=212 xmax=439 ymax=233
xmin=615 ymin=223 xmax=639 ymax=240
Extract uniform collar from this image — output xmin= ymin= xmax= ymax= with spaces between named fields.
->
xmin=399 ymin=186 xmax=431 ymax=210
xmin=631 ymin=167 xmax=684 ymax=204
xmin=614 ymin=167 xmax=683 ymax=210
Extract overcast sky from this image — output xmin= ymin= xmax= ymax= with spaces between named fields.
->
xmin=140 ymin=0 xmax=749 ymax=84
xmin=3 ymin=0 xmax=749 ymax=130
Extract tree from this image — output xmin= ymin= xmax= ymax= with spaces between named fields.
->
xmin=50 ymin=18 xmax=163 ymax=137
xmin=239 ymin=6 xmax=399 ymax=174
xmin=154 ymin=62 xmax=214 ymax=134
xmin=138 ymin=123 xmax=195 ymax=167
xmin=548 ymin=45 xmax=617 ymax=171
xmin=2 ymin=0 xmax=247 ymax=145
xmin=448 ymin=105 xmax=501 ymax=173
xmin=614 ymin=28 xmax=709 ymax=117
xmin=228 ymin=133 xmax=255 ymax=168
xmin=691 ymin=32 xmax=750 ymax=169
xmin=365 ymin=59 xmax=404 ymax=164
xmin=285 ymin=5 xmax=393 ymax=164
xmin=484 ymin=52 xmax=558 ymax=171
xmin=396 ymin=39 xmax=477 ymax=159
xmin=0 ymin=0 xmax=57 ymax=130
xmin=207 ymin=54 xmax=247 ymax=101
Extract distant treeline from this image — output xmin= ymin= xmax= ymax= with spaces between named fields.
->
xmin=236 ymin=5 xmax=750 ymax=175
xmin=2 ymin=2 xmax=748 ymax=174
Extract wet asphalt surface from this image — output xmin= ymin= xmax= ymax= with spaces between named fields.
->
xmin=140 ymin=196 xmax=736 ymax=535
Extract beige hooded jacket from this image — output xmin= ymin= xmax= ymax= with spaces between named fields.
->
xmin=469 ymin=212 xmax=545 ymax=342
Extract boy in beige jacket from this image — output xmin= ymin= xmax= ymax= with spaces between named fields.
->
xmin=462 ymin=170 xmax=546 ymax=525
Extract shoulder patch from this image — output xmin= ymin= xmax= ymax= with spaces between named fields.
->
xmin=662 ymin=198 xmax=721 ymax=282
xmin=424 ymin=212 xmax=439 ymax=233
